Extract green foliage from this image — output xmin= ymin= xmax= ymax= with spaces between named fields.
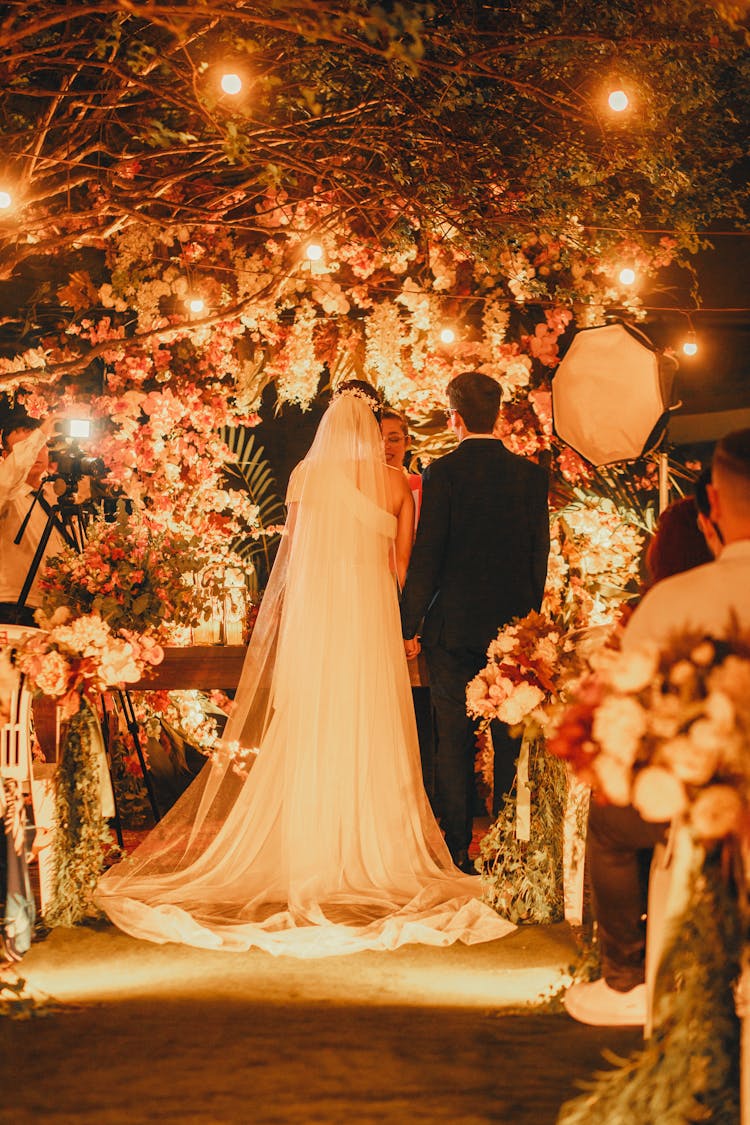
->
xmin=220 ymin=426 xmax=285 ymax=586
xmin=46 ymin=703 xmax=112 ymax=927
xmin=479 ymin=736 xmax=567 ymax=925
xmin=559 ymin=858 xmax=741 ymax=1124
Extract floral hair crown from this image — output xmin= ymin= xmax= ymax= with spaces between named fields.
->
xmin=333 ymin=382 xmax=381 ymax=417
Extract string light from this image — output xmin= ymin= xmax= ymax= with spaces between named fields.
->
xmin=220 ymin=73 xmax=243 ymax=96
xmin=187 ymin=297 xmax=205 ymax=314
xmin=0 ymin=190 xmax=12 ymax=209
xmin=682 ymin=331 xmax=698 ymax=357
xmin=618 ymin=267 xmax=636 ymax=286
xmin=439 ymin=327 xmax=456 ymax=345
xmin=608 ymin=90 xmax=629 ymax=112
xmin=305 ymin=242 xmax=324 ymax=262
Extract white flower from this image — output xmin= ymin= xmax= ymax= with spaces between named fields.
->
xmin=659 ymin=733 xmax=719 ymax=786
xmin=688 ymin=718 xmax=724 ymax=756
xmin=592 ymin=696 xmax=647 ymax=766
xmin=592 ymin=756 xmax=631 ymax=805
xmin=498 ymin=682 xmax=545 ymax=725
xmin=534 ymin=636 xmax=559 ymax=665
xmin=668 ymin=660 xmax=695 ymax=688
xmin=607 ymin=645 xmax=659 ymax=693
xmin=690 ymin=641 xmax=715 ymax=667
xmin=704 ymin=690 xmax=736 ymax=732
xmin=98 ymin=641 xmax=142 ymax=685
xmin=632 ymin=766 xmax=687 ymax=822
xmin=690 ymin=785 xmax=744 ymax=840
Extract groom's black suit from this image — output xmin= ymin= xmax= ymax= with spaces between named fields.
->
xmin=400 ymin=437 xmax=550 ymax=861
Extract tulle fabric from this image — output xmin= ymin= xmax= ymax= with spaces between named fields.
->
xmin=96 ymin=394 xmax=513 ymax=955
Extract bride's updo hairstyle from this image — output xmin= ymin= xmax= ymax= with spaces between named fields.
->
xmin=333 ymin=379 xmax=382 ymax=421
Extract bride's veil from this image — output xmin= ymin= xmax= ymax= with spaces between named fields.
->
xmin=99 ymin=389 xmax=396 ymax=883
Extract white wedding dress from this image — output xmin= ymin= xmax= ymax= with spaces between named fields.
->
xmin=96 ymin=394 xmax=514 ymax=955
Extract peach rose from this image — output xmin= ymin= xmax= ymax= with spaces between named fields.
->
xmin=690 ymin=785 xmax=744 ymax=841
xmin=632 ymin=766 xmax=687 ymax=822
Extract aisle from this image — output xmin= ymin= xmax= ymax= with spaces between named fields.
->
xmin=0 ymin=922 xmax=642 ymax=1124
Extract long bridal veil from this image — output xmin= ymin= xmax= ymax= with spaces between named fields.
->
xmin=96 ymin=393 xmax=514 ymax=955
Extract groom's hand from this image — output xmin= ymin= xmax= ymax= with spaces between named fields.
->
xmin=404 ymin=636 xmax=421 ymax=659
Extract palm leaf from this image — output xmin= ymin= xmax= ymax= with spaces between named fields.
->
xmin=220 ymin=426 xmax=285 ymax=587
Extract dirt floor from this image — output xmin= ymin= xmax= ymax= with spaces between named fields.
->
xmin=0 ymin=920 xmax=642 ymax=1124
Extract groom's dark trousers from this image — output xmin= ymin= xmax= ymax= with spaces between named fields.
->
xmin=400 ymin=437 xmax=549 ymax=861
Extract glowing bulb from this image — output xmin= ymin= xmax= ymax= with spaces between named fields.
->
xmin=305 ymin=242 xmax=324 ymax=262
xmin=187 ymin=297 xmax=205 ymax=314
xmin=221 ymin=73 xmax=242 ymax=96
xmin=68 ymin=419 xmax=91 ymax=439
xmin=439 ymin=327 xmax=456 ymax=345
xmin=0 ymin=190 xmax=11 ymax=209
xmin=619 ymin=267 xmax=636 ymax=286
xmin=608 ymin=90 xmax=629 ymax=112
xmin=682 ymin=333 xmax=698 ymax=357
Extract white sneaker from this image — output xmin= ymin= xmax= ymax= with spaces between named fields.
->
xmin=563 ymin=978 xmax=647 ymax=1027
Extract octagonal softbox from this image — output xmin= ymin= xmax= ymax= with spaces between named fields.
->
xmin=552 ymin=323 xmax=679 ymax=466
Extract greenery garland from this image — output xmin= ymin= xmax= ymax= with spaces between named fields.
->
xmin=46 ymin=702 xmax=111 ymax=927
xmin=478 ymin=734 xmax=568 ymax=925
xmin=558 ymin=857 xmax=741 ymax=1125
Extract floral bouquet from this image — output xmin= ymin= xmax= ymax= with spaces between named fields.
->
xmin=36 ymin=505 xmax=219 ymax=640
xmin=547 ymin=629 xmax=750 ymax=842
xmin=17 ymin=612 xmax=164 ymax=719
xmin=466 ymin=610 xmax=586 ymax=734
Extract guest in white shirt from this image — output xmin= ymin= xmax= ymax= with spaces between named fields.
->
xmin=0 ymin=414 xmax=63 ymax=626
xmin=564 ymin=427 xmax=750 ymax=1027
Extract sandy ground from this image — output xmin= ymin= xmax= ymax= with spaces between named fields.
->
xmin=0 ymin=920 xmax=642 ymax=1124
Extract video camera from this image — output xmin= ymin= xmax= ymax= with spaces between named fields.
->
xmin=47 ymin=418 xmax=106 ymax=501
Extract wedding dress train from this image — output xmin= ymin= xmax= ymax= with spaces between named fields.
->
xmin=96 ymin=394 xmax=514 ymax=955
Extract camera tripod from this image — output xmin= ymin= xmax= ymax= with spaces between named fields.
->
xmin=14 ymin=489 xmax=162 ymax=842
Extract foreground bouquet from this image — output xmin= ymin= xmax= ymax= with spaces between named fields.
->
xmin=548 ymin=629 xmax=750 ymax=842
xmin=17 ymin=612 xmax=164 ymax=718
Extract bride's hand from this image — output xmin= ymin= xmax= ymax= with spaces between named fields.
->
xmin=404 ymin=636 xmax=421 ymax=660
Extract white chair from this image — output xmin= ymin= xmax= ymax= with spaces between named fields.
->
xmin=0 ymin=624 xmax=57 ymax=915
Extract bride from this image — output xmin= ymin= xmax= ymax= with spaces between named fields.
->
xmin=96 ymin=382 xmax=514 ymax=955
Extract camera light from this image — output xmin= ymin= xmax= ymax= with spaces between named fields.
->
xmin=305 ymin=243 xmax=324 ymax=262
xmin=68 ymin=418 xmax=91 ymax=439
xmin=221 ymin=73 xmax=243 ymax=96
xmin=619 ymin=267 xmax=636 ymax=286
xmin=0 ymin=190 xmax=12 ymax=210
xmin=187 ymin=297 xmax=205 ymax=314
xmin=439 ymin=327 xmax=456 ymax=345
xmin=608 ymin=90 xmax=629 ymax=112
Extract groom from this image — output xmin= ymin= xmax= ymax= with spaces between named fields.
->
xmin=400 ymin=371 xmax=550 ymax=872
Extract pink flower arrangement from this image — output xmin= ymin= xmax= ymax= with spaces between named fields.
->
xmin=17 ymin=613 xmax=163 ymax=720
xmin=547 ymin=630 xmax=750 ymax=842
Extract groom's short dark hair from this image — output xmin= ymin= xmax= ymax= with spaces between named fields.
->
xmin=447 ymin=371 xmax=501 ymax=434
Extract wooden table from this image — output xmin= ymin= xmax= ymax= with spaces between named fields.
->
xmin=131 ymin=645 xmax=249 ymax=691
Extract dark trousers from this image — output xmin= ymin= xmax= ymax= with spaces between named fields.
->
xmin=587 ymin=801 xmax=668 ymax=991
xmin=412 ymin=686 xmax=436 ymax=808
xmin=425 ymin=644 xmax=519 ymax=858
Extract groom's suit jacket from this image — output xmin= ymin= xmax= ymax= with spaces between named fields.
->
xmin=400 ymin=438 xmax=550 ymax=653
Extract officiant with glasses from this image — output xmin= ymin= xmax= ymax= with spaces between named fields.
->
xmin=0 ymin=411 xmax=64 ymax=627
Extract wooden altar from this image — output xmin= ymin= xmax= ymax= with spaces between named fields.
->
xmin=131 ymin=645 xmax=249 ymax=691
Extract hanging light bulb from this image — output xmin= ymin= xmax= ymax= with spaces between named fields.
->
xmin=619 ymin=267 xmax=636 ymax=286
xmin=187 ymin=297 xmax=205 ymax=315
xmin=305 ymin=242 xmax=324 ymax=262
xmin=439 ymin=327 xmax=456 ymax=345
xmin=220 ymin=73 xmax=243 ymax=96
xmin=682 ymin=331 xmax=698 ymax=357
xmin=0 ymin=190 xmax=12 ymax=209
xmin=608 ymin=89 xmax=629 ymax=112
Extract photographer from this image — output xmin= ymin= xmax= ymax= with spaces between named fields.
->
xmin=0 ymin=413 xmax=64 ymax=626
